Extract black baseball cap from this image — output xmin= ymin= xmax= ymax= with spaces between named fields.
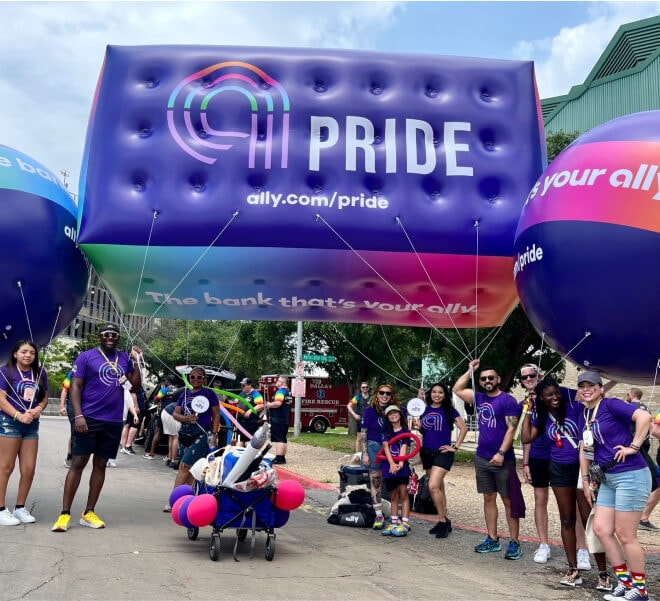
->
xmin=99 ymin=323 xmax=120 ymax=335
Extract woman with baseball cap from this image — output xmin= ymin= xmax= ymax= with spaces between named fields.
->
xmin=578 ymin=371 xmax=653 ymax=601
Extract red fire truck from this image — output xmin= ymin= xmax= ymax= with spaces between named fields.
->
xmin=259 ymin=375 xmax=350 ymax=433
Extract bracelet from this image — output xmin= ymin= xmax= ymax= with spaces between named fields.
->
xmin=582 ymin=475 xmax=590 ymax=480
xmin=523 ymin=463 xmax=529 ymax=467
xmin=74 ymin=414 xmax=84 ymax=419
xmin=630 ymin=443 xmax=640 ymax=451
xmin=13 ymin=411 xmax=19 ymax=420
xmin=451 ymin=443 xmax=458 ymax=450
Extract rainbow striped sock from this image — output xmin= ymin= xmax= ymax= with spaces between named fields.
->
xmin=612 ymin=563 xmax=633 ymax=589
xmin=631 ymin=572 xmax=647 ymax=597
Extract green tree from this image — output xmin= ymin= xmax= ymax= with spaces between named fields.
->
xmin=546 ymin=130 xmax=580 ymax=162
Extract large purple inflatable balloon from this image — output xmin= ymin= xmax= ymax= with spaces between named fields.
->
xmin=0 ymin=145 xmax=88 ymax=355
xmin=78 ymin=45 xmax=545 ymax=328
xmin=514 ymin=111 xmax=660 ymax=384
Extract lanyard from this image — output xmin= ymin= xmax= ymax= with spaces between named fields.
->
xmin=548 ymin=413 xmax=578 ymax=449
xmin=98 ymin=349 xmax=119 ymax=374
xmin=583 ymin=399 xmax=602 ymax=431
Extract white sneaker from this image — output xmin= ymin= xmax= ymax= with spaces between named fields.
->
xmin=0 ymin=508 xmax=20 ymax=526
xmin=12 ymin=507 xmax=36 ymax=524
xmin=107 ymin=458 xmax=118 ymax=468
xmin=533 ymin=543 xmax=551 ymax=564
xmin=577 ymin=548 xmax=592 ymax=571
xmin=119 ymin=447 xmax=128 ymax=455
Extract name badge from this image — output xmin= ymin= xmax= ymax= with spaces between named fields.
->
xmin=23 ymin=388 xmax=35 ymax=402
xmin=583 ymin=430 xmax=594 ymax=447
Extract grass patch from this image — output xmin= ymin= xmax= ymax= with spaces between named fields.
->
xmin=290 ymin=429 xmax=356 ymax=454
xmin=290 ymin=428 xmax=476 ymax=464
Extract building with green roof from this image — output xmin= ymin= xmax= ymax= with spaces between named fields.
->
xmin=542 ymin=14 xmax=660 ymax=134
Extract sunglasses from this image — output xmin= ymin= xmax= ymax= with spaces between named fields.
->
xmin=100 ymin=332 xmax=119 ymax=339
xmin=189 ymin=375 xmax=205 ymax=380
xmin=479 ymin=375 xmax=496 ymax=382
xmin=378 ymin=390 xmax=392 ymax=397
xmin=521 ymin=373 xmax=537 ymax=381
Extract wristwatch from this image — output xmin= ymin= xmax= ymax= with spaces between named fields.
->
xmin=497 ymin=449 xmax=505 ymax=457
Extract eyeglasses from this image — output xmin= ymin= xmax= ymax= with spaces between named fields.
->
xmin=378 ymin=391 xmax=392 ymax=397
xmin=361 ymin=386 xmax=369 ymax=390
xmin=479 ymin=375 xmax=496 ymax=382
xmin=189 ymin=375 xmax=205 ymax=380
xmin=521 ymin=373 xmax=537 ymax=381
xmin=100 ymin=332 xmax=119 ymax=339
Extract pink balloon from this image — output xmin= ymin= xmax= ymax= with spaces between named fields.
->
xmin=187 ymin=493 xmax=217 ymax=527
xmin=171 ymin=495 xmax=191 ymax=526
xmin=273 ymin=480 xmax=305 ymax=511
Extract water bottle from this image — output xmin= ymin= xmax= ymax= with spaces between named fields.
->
xmin=207 ymin=432 xmax=218 ymax=453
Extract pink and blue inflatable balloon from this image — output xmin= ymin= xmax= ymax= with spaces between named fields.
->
xmin=77 ymin=45 xmax=545 ymax=329
xmin=0 ymin=145 xmax=88 ymax=355
xmin=514 ymin=111 xmax=660 ymax=384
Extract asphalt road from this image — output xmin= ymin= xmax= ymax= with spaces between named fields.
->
xmin=1 ymin=417 xmax=658 ymax=601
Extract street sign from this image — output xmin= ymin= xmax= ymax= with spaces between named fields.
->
xmin=302 ymin=354 xmax=336 ymax=363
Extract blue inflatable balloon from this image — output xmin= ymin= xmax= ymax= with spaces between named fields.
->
xmin=514 ymin=111 xmax=660 ymax=384
xmin=0 ymin=145 xmax=88 ymax=355
xmin=77 ymin=45 xmax=545 ymax=329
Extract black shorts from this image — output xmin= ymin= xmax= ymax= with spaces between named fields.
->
xmin=237 ymin=419 xmax=261 ymax=442
xmin=71 ymin=417 xmax=123 ymax=460
xmin=420 ymin=447 xmax=455 ymax=471
xmin=384 ymin=476 xmax=408 ymax=492
xmin=549 ymin=460 xmax=579 ymax=488
xmin=270 ymin=422 xmax=288 ymax=443
xmin=529 ymin=456 xmax=551 ymax=488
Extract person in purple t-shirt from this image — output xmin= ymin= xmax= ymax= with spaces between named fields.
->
xmin=0 ymin=339 xmax=48 ymax=526
xmin=453 ymin=358 xmax=523 ymax=560
xmin=414 ymin=381 xmax=468 ymax=539
xmin=578 ymin=371 xmax=653 ymax=601
xmin=360 ymin=384 xmax=401 ymax=530
xmin=522 ymin=377 xmax=609 ymax=588
xmin=52 ymin=323 xmax=142 ymax=533
xmin=168 ymin=366 xmax=220 ymax=501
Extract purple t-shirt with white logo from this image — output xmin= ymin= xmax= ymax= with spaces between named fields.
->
xmin=475 ymin=391 xmax=520 ymax=461
xmin=72 ymin=348 xmax=134 ymax=422
xmin=586 ymin=397 xmax=646 ymax=475
xmin=380 ymin=427 xmax=411 ymax=479
xmin=527 ymin=398 xmax=552 ymax=460
xmin=176 ymin=387 xmax=219 ymax=430
xmin=420 ymin=405 xmax=459 ymax=449
xmin=533 ymin=399 xmax=584 ymax=464
xmin=361 ymin=405 xmax=385 ymax=441
xmin=0 ymin=366 xmax=48 ymax=415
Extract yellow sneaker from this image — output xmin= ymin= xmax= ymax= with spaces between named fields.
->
xmin=51 ymin=513 xmax=71 ymax=532
xmin=80 ymin=511 xmax=105 ymax=529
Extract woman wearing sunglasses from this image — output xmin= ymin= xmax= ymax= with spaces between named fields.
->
xmin=166 ymin=367 xmax=220 ymax=510
xmin=360 ymin=384 xmax=400 ymax=529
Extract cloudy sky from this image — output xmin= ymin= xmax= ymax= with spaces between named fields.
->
xmin=1 ymin=1 xmax=659 ymax=192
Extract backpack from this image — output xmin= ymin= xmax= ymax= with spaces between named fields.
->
xmin=413 ymin=474 xmax=436 ymax=514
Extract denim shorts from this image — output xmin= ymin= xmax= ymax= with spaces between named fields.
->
xmin=181 ymin=435 xmax=210 ymax=467
xmin=597 ymin=467 xmax=651 ymax=511
xmin=0 ymin=412 xmax=39 ymax=440
xmin=366 ymin=439 xmax=383 ymax=470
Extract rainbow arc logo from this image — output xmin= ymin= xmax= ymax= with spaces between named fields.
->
xmin=167 ymin=61 xmax=290 ymax=168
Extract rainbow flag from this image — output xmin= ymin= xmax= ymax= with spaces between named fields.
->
xmin=155 ymin=386 xmax=168 ymax=401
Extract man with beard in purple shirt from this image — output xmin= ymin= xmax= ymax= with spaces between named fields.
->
xmin=453 ymin=358 xmax=523 ymax=560
xmin=52 ymin=323 xmax=142 ymax=533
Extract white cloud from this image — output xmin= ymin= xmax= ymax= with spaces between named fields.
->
xmin=0 ymin=1 xmax=401 ymax=191
xmin=514 ymin=1 xmax=660 ymax=98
